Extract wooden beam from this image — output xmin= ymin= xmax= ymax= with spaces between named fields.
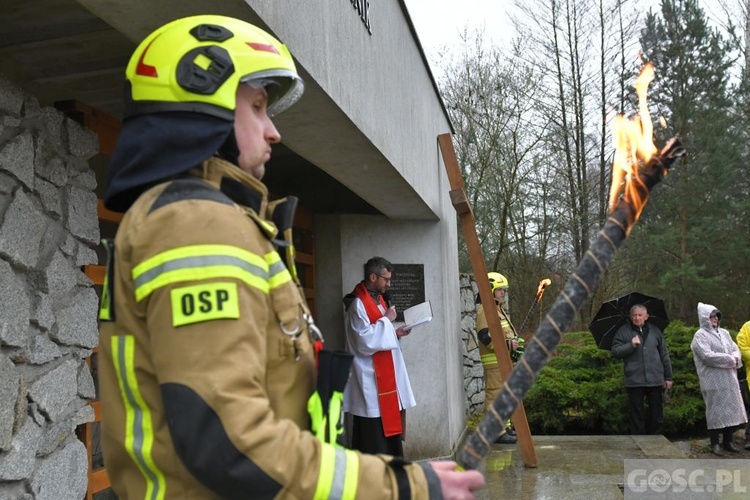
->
xmin=295 ymin=252 xmax=314 ymax=265
xmin=449 ymin=188 xmax=472 ymax=216
xmin=90 ymin=401 xmax=102 ymax=422
xmin=438 ymin=133 xmax=537 ymax=468
xmin=98 ymin=199 xmax=123 ymax=222
xmin=84 ymin=265 xmax=105 ymax=286
xmin=89 ymin=468 xmax=111 ymax=493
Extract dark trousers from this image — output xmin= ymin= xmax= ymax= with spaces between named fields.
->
xmin=626 ymin=386 xmax=664 ymax=435
xmin=351 ymin=415 xmax=403 ymax=457
xmin=709 ymin=426 xmax=738 ymax=446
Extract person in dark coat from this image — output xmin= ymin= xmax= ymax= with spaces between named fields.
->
xmin=611 ymin=304 xmax=674 ymax=434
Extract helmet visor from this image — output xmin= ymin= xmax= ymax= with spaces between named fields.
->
xmin=241 ymin=69 xmax=304 ymax=117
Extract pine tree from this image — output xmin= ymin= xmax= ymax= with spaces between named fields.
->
xmin=620 ymin=0 xmax=745 ymax=323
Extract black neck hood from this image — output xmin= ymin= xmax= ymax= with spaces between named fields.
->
xmin=104 ymin=112 xmax=235 ymax=213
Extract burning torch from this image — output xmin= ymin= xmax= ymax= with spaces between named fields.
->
xmin=456 ymin=62 xmax=685 ymax=469
xmin=518 ymin=278 xmax=552 ymax=335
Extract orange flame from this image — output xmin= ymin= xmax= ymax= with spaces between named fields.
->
xmin=608 ymin=62 xmax=659 ymax=218
xmin=536 ymin=278 xmax=552 ymax=300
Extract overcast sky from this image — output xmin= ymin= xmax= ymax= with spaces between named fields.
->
xmin=403 ymin=0 xmax=733 ymax=73
xmin=403 ymin=0 xmax=514 ymax=64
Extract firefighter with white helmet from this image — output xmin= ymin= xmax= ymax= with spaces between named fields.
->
xmin=475 ymin=272 xmax=520 ymax=443
xmin=98 ymin=14 xmax=483 ymax=499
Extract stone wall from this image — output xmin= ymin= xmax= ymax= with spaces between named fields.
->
xmin=0 ymin=76 xmax=100 ymax=499
xmin=459 ymin=273 xmax=484 ymax=417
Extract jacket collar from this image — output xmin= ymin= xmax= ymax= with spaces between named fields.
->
xmin=191 ymin=157 xmax=268 ymax=218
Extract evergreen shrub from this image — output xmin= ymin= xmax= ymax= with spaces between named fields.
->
xmin=523 ymin=322 xmax=709 ymax=437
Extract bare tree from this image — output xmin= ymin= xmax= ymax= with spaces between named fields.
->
xmin=506 ymin=0 xmax=643 ymax=327
xmin=512 ymin=0 xmax=602 ymax=266
xmin=437 ymin=0 xmax=647 ymax=329
xmin=438 ymin=29 xmax=554 ymax=322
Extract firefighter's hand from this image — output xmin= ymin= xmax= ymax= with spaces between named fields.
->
xmin=430 ymin=461 xmax=485 ymax=499
xmin=385 ymin=305 xmax=397 ymax=321
xmin=511 ymin=339 xmax=519 ymax=351
xmin=396 ymin=326 xmax=411 ymax=338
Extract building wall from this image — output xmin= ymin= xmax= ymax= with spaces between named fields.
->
xmin=315 ymin=208 xmax=465 ymax=459
xmin=255 ymin=0 xmax=453 ymax=219
xmin=0 ymin=76 xmax=99 ymax=498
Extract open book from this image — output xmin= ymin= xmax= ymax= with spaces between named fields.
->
xmin=403 ymin=301 xmax=432 ymax=330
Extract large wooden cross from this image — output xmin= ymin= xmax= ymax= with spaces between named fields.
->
xmin=438 ymin=133 xmax=537 ymax=468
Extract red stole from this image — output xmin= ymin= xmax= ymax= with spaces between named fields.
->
xmin=352 ymin=282 xmax=402 ymax=437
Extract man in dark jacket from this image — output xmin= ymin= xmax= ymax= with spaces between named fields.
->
xmin=612 ymin=304 xmax=674 ymax=434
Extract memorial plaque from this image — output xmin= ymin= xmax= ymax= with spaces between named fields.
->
xmin=388 ymin=264 xmax=425 ymax=322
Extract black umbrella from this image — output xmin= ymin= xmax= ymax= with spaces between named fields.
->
xmin=588 ymin=291 xmax=670 ymax=350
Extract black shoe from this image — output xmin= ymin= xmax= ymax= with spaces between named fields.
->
xmin=506 ymin=428 xmax=516 ymax=437
xmin=711 ymin=444 xmax=725 ymax=456
xmin=495 ymin=433 xmax=517 ymax=444
xmin=724 ymin=441 xmax=740 ymax=453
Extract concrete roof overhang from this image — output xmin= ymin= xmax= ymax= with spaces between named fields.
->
xmin=1 ymin=0 xmax=449 ymax=219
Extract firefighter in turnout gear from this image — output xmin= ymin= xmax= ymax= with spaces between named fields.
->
xmin=98 ymin=14 xmax=484 ymax=499
xmin=475 ymin=272 xmax=520 ymax=444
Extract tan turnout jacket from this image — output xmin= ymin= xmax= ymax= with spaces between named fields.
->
xmin=475 ymin=299 xmax=517 ymax=412
xmin=98 ymin=157 xmax=441 ymax=499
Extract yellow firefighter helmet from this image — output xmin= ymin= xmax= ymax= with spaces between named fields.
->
xmin=487 ymin=272 xmax=509 ymax=292
xmin=124 ymin=15 xmax=304 ymax=119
